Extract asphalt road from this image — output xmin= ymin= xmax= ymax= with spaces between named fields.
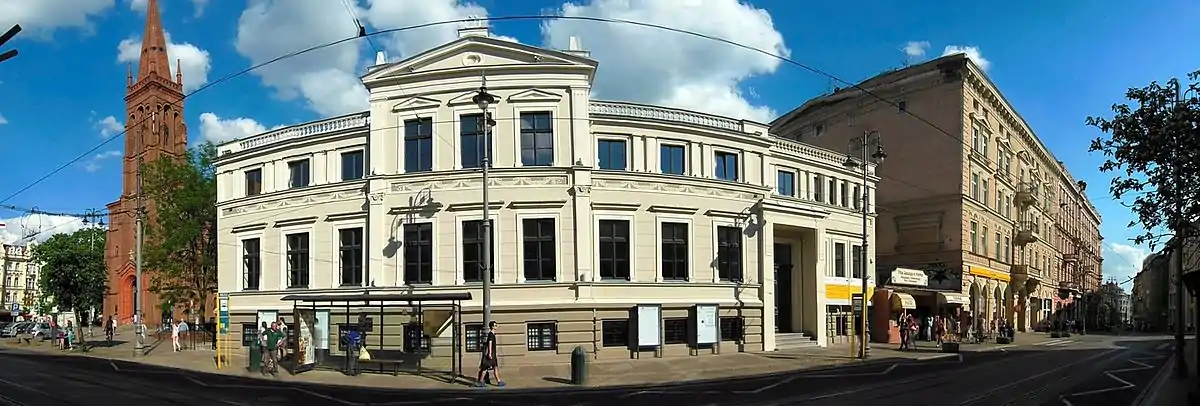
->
xmin=0 ymin=335 xmax=1175 ymax=406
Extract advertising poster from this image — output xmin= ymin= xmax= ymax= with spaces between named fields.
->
xmin=292 ymin=310 xmax=317 ymax=374
xmin=695 ymin=304 xmax=718 ymax=345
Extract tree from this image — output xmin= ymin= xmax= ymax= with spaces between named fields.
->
xmin=140 ymin=142 xmax=218 ymax=323
xmin=1088 ymin=70 xmax=1200 ymax=248
xmin=31 ymin=227 xmax=107 ymax=347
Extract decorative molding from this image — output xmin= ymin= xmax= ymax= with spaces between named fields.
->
xmin=508 ymin=200 xmax=568 ymax=209
xmin=389 ymin=175 xmax=568 ymax=193
xmin=507 ymin=89 xmax=561 ymax=103
xmin=591 ymin=202 xmax=641 ymax=211
xmin=592 ymin=179 xmax=760 ymax=201
xmin=222 ymin=189 xmax=365 ymax=216
xmin=704 ymin=209 xmax=746 ymax=219
xmin=569 ymin=185 xmax=591 ymax=196
xmin=391 ymin=96 xmax=441 ymax=112
xmin=231 ymin=223 xmax=268 ymax=234
xmin=326 ymin=212 xmax=368 ymax=222
xmin=274 ymin=216 xmax=319 ymax=228
xmin=234 ymin=112 xmax=369 ymax=152
xmin=368 ymin=192 xmax=385 ymax=205
xmin=589 ymin=101 xmax=743 ymax=132
xmin=445 ymin=201 xmax=506 ymax=212
xmin=447 ymin=90 xmax=481 ymax=107
xmin=647 ymin=205 xmax=699 ymax=215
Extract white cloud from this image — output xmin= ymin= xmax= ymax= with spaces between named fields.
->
xmin=234 ymin=0 xmax=495 ymax=117
xmin=0 ymin=213 xmax=90 ymax=245
xmin=902 ymin=41 xmax=929 ymax=59
xmin=199 ymin=112 xmax=269 ymax=144
xmin=942 ymin=45 xmax=990 ymax=71
xmin=1103 ymin=243 xmax=1149 ymax=288
xmin=0 ymin=113 xmax=7 ymax=125
xmin=190 ymin=0 xmax=208 ymax=18
xmin=0 ymin=0 xmax=114 ymax=38
xmin=128 ymin=0 xmax=147 ymax=12
xmin=81 ymin=150 xmax=122 ymax=173
xmin=95 ymin=115 xmax=123 ymax=138
xmin=541 ymin=0 xmax=789 ymax=122
xmin=129 ymin=0 xmax=207 ymax=17
xmin=116 ymin=31 xmax=212 ymax=93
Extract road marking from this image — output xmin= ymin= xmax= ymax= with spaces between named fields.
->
xmin=954 ymin=348 xmax=1119 ymax=405
xmin=1154 ymin=342 xmax=1171 ymax=351
xmin=1059 ymin=352 xmax=1166 ymax=405
xmin=1034 ymin=339 xmax=1076 ymax=347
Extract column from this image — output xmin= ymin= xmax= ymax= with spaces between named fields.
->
xmin=759 ymin=220 xmax=776 ymax=351
xmin=570 ymin=168 xmax=595 ymax=283
xmin=813 ymin=227 xmax=829 ymax=347
xmin=644 ymin=136 xmax=658 ymax=173
xmin=314 ymin=151 xmax=328 ymax=184
xmin=632 ymin=135 xmax=646 ymax=172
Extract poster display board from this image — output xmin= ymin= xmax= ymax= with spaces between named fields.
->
xmin=314 ymin=309 xmax=330 ymax=350
xmin=694 ymin=304 xmax=719 ymax=345
xmin=241 ymin=323 xmax=259 ymax=347
xmin=256 ymin=310 xmax=277 ymax=330
xmin=292 ymin=310 xmax=317 ymax=374
xmin=635 ymin=304 xmax=662 ymax=348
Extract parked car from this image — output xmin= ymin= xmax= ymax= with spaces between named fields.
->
xmin=27 ymin=323 xmax=51 ymax=341
xmin=1 ymin=321 xmax=29 ymax=337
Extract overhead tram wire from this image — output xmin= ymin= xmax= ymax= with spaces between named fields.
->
xmin=0 ymin=15 xmax=1121 ymax=226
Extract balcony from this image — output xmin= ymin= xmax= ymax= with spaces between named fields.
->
xmin=1063 ymin=253 xmax=1078 ymax=263
xmin=1015 ymin=182 xmax=1038 ymax=208
xmin=1016 ymin=221 xmax=1041 ymax=245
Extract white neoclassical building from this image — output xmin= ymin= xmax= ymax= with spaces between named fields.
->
xmin=215 ymin=24 xmax=877 ymax=365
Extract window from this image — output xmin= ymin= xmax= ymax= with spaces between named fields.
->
xmin=598 ymin=220 xmax=631 ymax=280
xmin=715 ymin=151 xmax=738 ymax=181
xmin=404 ymin=117 xmax=433 ymax=172
xmin=995 ymin=232 xmax=1002 ymax=260
xmin=597 ymin=139 xmax=627 ymax=170
xmin=969 ymin=222 xmax=978 ymax=253
xmin=717 ymin=226 xmax=743 ymax=281
xmin=971 ymin=124 xmax=982 ymax=153
xmin=834 ymin=242 xmax=846 ymax=277
xmin=813 ymin=175 xmax=823 ymax=201
xmin=828 ymin=178 xmax=837 ymax=204
xmin=720 ymin=317 xmax=744 ymax=342
xmin=995 ymin=191 xmax=1003 ymax=213
xmin=981 ymin=179 xmax=990 ymax=206
xmin=338 ymin=228 xmax=364 ymax=286
xmin=462 ymin=220 xmax=495 ymax=283
xmin=403 ymin=323 xmax=430 ymax=352
xmin=403 ymin=223 xmax=433 ymax=284
xmin=661 ymin=222 xmax=688 ymax=280
xmin=981 ymin=226 xmax=989 ymax=256
xmin=664 ymin=318 xmax=688 ymax=345
xmin=460 ymin=113 xmax=492 ymax=169
xmin=522 ymin=219 xmax=556 ymax=281
xmin=660 ymin=144 xmax=686 ymax=175
xmin=981 ymin=133 xmax=989 ymax=158
xmin=851 ymin=245 xmax=863 ymax=279
xmin=520 ymin=112 xmax=554 ymax=166
xmin=840 ymin=182 xmax=849 ymax=207
xmin=244 ymin=169 xmax=262 ymax=196
xmin=286 ymin=232 xmax=310 ymax=288
xmin=242 ymin=238 xmax=260 ymax=290
xmin=464 ymin=324 xmax=484 ymax=352
xmin=852 ymin=185 xmax=862 ymax=209
xmin=777 ymin=171 xmax=795 ymax=197
xmin=340 ymin=150 xmax=365 ymax=181
xmin=1004 ymin=197 xmax=1012 ymax=218
xmin=814 ymin=123 xmax=826 ymax=136
xmin=288 ymin=159 xmax=310 ymax=188
xmin=602 ymin=320 xmax=629 ymax=347
xmin=970 ymin=173 xmax=979 ymax=200
xmin=526 ymin=322 xmax=557 ymax=351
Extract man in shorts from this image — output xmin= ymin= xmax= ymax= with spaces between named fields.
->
xmin=475 ymin=321 xmax=506 ymax=387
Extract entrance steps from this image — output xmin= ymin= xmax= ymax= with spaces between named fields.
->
xmin=775 ymin=332 xmax=818 ymax=350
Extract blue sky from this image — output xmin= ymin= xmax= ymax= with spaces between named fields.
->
xmin=0 ymin=0 xmax=1197 ymax=288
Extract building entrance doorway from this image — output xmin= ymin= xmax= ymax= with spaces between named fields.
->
xmin=775 ymin=243 xmax=796 ymax=333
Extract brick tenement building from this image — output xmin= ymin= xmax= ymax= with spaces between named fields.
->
xmin=771 ymin=53 xmax=1103 ymax=332
xmin=103 ymin=0 xmax=188 ymax=326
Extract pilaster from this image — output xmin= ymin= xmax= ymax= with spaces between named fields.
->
xmin=759 ymin=220 xmax=776 ymax=351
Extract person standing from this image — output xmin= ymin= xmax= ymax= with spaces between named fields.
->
xmin=475 ymin=321 xmax=506 ymax=387
xmin=171 ymin=320 xmax=182 ymax=352
xmin=264 ymin=322 xmax=283 ymax=376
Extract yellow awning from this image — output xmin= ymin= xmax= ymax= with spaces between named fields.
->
xmin=891 ymin=292 xmax=917 ymax=309
xmin=938 ymin=292 xmax=970 ymax=305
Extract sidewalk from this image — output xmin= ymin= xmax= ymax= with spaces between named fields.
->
xmin=4 ymin=333 xmax=867 ymax=390
xmin=1140 ymin=337 xmax=1199 ymax=405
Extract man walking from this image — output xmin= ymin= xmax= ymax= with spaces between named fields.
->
xmin=475 ymin=321 xmax=506 ymax=387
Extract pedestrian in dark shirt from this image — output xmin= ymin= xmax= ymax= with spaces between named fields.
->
xmin=475 ymin=321 xmax=506 ymax=387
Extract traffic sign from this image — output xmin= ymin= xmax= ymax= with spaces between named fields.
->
xmin=9 ymin=303 xmax=18 ymax=313
xmin=851 ymin=293 xmax=864 ymax=312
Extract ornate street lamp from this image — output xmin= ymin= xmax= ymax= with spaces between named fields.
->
xmin=843 ymin=131 xmax=885 ymax=360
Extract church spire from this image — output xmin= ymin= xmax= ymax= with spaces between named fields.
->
xmin=137 ymin=0 xmax=170 ymax=81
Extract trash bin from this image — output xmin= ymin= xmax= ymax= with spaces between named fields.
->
xmin=570 ymin=346 xmax=588 ymax=385
xmin=248 ymin=341 xmax=261 ymax=373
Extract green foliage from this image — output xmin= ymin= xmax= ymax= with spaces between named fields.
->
xmin=140 ymin=142 xmax=218 ymax=318
xmin=1087 ymin=70 xmax=1200 ymax=249
xmin=31 ymin=227 xmax=107 ymax=343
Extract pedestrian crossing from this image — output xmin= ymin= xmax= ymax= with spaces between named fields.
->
xmin=1032 ymin=338 xmax=1077 ymax=347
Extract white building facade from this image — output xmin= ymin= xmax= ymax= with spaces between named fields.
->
xmin=215 ymin=25 xmax=877 ymax=364
xmin=2 ymin=242 xmax=40 ymax=318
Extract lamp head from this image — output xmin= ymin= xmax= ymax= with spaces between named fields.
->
xmin=871 ymin=145 xmax=887 ymax=162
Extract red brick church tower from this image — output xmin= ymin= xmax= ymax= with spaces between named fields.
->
xmin=103 ymin=0 xmax=187 ymax=326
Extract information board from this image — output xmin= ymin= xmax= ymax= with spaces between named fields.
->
xmin=695 ymin=304 xmax=719 ymax=345
xmin=218 ymin=293 xmax=230 ymax=334
xmin=851 ymin=293 xmax=864 ymax=312
xmin=635 ymin=304 xmax=661 ymax=347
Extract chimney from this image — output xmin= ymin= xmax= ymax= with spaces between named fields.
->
xmin=365 ymin=51 xmax=390 ymax=74
xmin=563 ymin=36 xmax=590 ymax=58
xmin=457 ymin=16 xmax=490 ymax=38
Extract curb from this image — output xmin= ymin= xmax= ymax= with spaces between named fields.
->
xmin=1132 ymin=354 xmax=1174 ymax=406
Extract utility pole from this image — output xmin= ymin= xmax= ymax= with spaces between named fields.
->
xmin=133 ymin=120 xmax=147 ymax=357
xmin=843 ymin=130 xmax=885 ymax=360
xmin=472 ymin=73 xmax=497 ymax=327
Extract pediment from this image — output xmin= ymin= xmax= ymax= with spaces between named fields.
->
xmin=392 ymin=96 xmax=441 ymax=112
xmin=447 ymin=90 xmax=482 ymax=107
xmin=506 ymin=89 xmax=561 ymax=103
xmin=362 ymin=36 xmax=597 ymax=83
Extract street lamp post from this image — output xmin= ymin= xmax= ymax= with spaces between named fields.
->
xmin=843 ymin=130 xmax=886 ymax=360
xmin=1169 ymin=80 xmax=1198 ymax=378
xmin=472 ymin=73 xmax=498 ymax=327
